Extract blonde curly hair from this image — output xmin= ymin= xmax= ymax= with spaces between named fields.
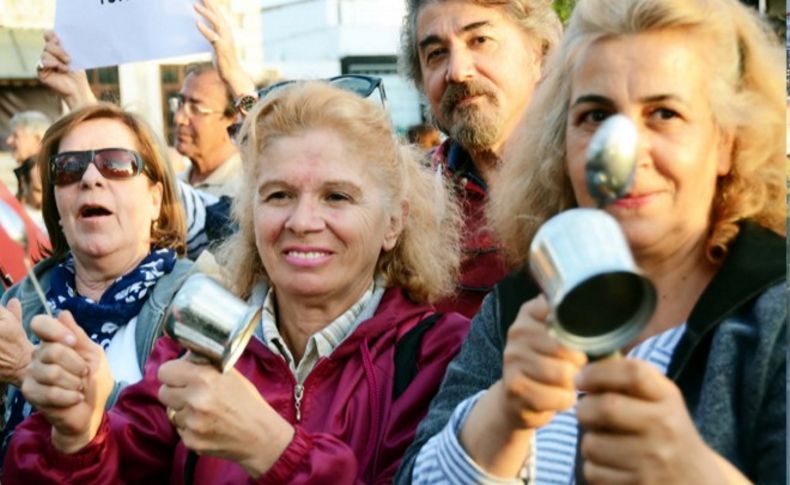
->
xmin=218 ymin=82 xmax=462 ymax=303
xmin=490 ymin=0 xmax=786 ymax=267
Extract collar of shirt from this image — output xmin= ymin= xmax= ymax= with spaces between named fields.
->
xmin=260 ymin=280 xmax=378 ymax=383
xmin=180 ymin=152 xmax=242 ymax=197
xmin=445 ymin=142 xmax=487 ymax=192
xmin=12 ymin=157 xmax=35 ymax=181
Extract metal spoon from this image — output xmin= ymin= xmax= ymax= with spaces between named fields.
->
xmin=584 ymin=114 xmax=639 ymax=207
xmin=0 ymin=201 xmax=52 ymax=316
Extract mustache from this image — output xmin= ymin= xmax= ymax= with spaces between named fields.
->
xmin=439 ymin=81 xmax=497 ymax=116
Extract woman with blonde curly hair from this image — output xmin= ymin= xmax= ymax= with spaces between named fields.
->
xmin=398 ymin=0 xmax=786 ymax=483
xmin=6 ymin=82 xmax=470 ymax=484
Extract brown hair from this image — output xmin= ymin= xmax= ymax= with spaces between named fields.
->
xmin=38 ymin=103 xmax=187 ymax=260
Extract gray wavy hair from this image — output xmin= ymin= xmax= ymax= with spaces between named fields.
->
xmin=399 ymin=0 xmax=562 ymax=92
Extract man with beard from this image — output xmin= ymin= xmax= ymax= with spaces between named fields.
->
xmin=172 ymin=63 xmax=242 ymax=197
xmin=400 ymin=0 xmax=561 ymax=317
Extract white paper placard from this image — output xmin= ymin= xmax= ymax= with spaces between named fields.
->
xmin=54 ymin=0 xmax=211 ymax=69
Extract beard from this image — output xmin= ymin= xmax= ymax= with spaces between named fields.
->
xmin=437 ymin=80 xmax=503 ymax=152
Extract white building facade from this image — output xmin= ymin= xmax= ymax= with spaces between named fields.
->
xmin=261 ymin=0 xmax=424 ymax=132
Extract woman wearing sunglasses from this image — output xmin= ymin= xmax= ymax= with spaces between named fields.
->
xmin=0 ymin=103 xmax=191 ymax=464
xmin=6 ymin=82 xmax=470 ymax=484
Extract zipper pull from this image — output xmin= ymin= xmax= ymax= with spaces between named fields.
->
xmin=294 ymin=384 xmax=304 ymax=422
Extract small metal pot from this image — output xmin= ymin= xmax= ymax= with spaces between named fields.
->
xmin=166 ymin=273 xmax=261 ymax=373
xmin=529 ymin=208 xmax=656 ymax=358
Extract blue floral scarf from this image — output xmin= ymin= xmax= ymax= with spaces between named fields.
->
xmin=45 ymin=248 xmax=177 ymax=349
xmin=0 ymin=248 xmax=177 ymax=465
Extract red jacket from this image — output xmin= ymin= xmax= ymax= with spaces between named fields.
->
xmin=4 ymin=288 xmax=470 ymax=484
xmin=432 ymin=140 xmax=508 ymax=318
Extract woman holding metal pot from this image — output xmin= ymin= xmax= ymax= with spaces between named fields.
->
xmin=397 ymin=0 xmax=786 ymax=483
xmin=5 ymin=82 xmax=469 ymax=483
xmin=0 ymin=104 xmax=191 ymax=463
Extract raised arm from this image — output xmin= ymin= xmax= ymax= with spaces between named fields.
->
xmin=37 ymin=31 xmax=97 ymax=109
xmin=193 ymin=0 xmax=256 ymax=101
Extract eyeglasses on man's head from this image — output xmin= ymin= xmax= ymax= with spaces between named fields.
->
xmin=258 ymin=74 xmax=387 ymax=107
xmin=227 ymin=74 xmax=387 ymax=139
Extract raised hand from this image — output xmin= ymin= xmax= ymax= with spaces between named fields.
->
xmin=459 ymin=295 xmax=588 ymax=476
xmin=37 ymin=31 xmax=97 ymax=109
xmin=193 ymin=0 xmax=256 ymax=99
xmin=576 ymin=358 xmax=747 ymax=484
xmin=157 ymin=358 xmax=294 ymax=478
xmin=22 ymin=310 xmax=112 ymax=453
xmin=498 ymin=296 xmax=588 ymax=429
xmin=0 ymin=298 xmax=33 ymax=387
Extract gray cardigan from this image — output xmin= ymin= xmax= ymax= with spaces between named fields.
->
xmin=396 ymin=222 xmax=786 ymax=484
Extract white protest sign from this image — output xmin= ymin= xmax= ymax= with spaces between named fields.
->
xmin=55 ymin=0 xmax=211 ymax=69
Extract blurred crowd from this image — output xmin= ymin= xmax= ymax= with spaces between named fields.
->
xmin=0 ymin=0 xmax=785 ymax=483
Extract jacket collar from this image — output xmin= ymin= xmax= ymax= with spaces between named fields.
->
xmin=688 ymin=222 xmax=784 ymax=334
xmin=432 ymin=140 xmax=487 ymax=193
xmin=245 ymin=287 xmax=432 ymax=365
xmin=328 ymin=288 xmax=430 ymax=359
xmin=668 ymin=221 xmax=785 ymax=378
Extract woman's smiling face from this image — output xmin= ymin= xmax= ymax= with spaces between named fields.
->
xmin=565 ymin=29 xmax=732 ymax=258
xmin=254 ymin=128 xmax=403 ymax=308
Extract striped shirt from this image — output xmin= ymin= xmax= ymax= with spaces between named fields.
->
xmin=260 ymin=281 xmax=376 ymax=384
xmin=412 ymin=324 xmax=687 ymax=484
xmin=177 ymin=179 xmax=219 ymax=260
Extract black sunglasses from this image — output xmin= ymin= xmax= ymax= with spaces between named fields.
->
xmin=50 ymin=148 xmax=145 ymax=186
xmin=227 ymin=74 xmax=387 ymax=138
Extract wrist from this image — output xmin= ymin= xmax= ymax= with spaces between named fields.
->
xmin=64 ymin=87 xmax=97 ymax=110
xmin=459 ymin=383 xmax=534 ymax=478
xmin=51 ymin=424 xmax=96 ymax=454
xmin=51 ymin=401 xmax=105 ymax=454
xmin=234 ymin=93 xmax=258 ymax=117
xmin=240 ymin=416 xmax=295 ymax=478
xmin=226 ymin=72 xmax=256 ymax=101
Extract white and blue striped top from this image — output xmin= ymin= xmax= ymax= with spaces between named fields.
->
xmin=412 ymin=324 xmax=687 ymax=484
xmin=176 ymin=180 xmax=219 ymax=260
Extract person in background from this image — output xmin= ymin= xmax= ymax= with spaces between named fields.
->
xmin=170 ymin=0 xmax=259 ymax=197
xmin=5 ymin=81 xmax=471 ymax=484
xmin=36 ymin=0 xmax=254 ymax=200
xmin=0 ymin=104 xmax=191 ymax=465
xmin=170 ymin=62 xmax=242 ymax=197
xmin=35 ymin=24 xmax=237 ymax=259
xmin=0 ymin=181 xmax=48 ymax=289
xmin=398 ymin=0 xmax=786 ymax=483
xmin=399 ymin=0 xmax=562 ymax=318
xmin=6 ymin=111 xmax=51 ymax=234
xmin=407 ymin=123 xmax=441 ymax=151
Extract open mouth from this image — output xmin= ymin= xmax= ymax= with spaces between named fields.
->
xmin=79 ymin=204 xmax=113 ymax=219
